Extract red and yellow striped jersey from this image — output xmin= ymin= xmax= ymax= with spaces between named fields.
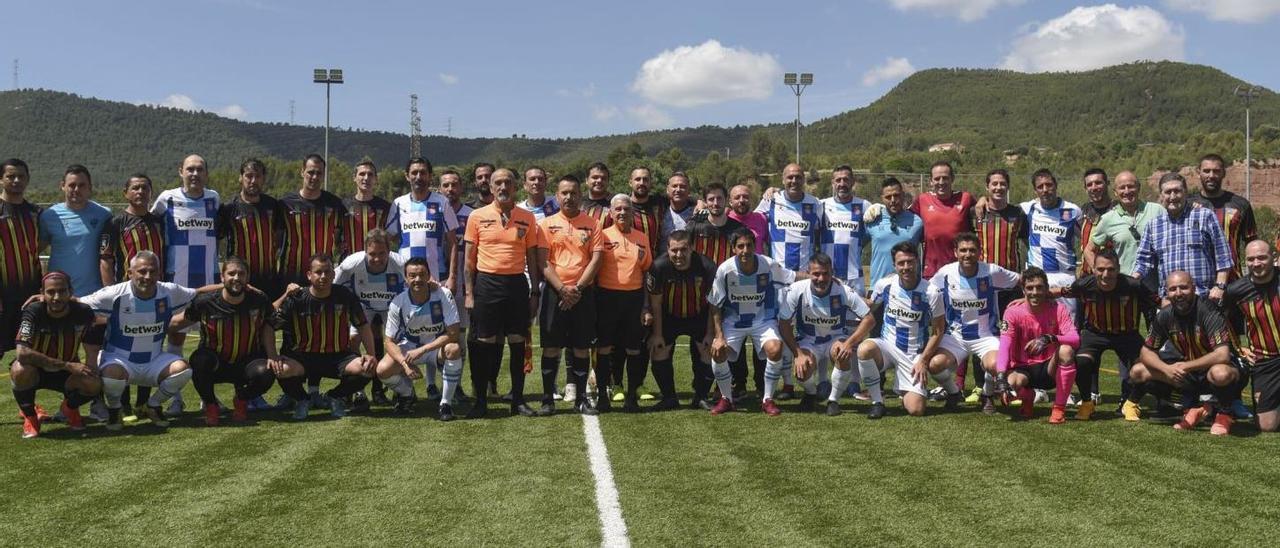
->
xmin=1143 ymin=297 xmax=1229 ymax=361
xmin=646 ymin=253 xmax=715 ymax=319
xmin=1188 ymin=192 xmax=1257 ymax=279
xmin=100 ymin=211 xmax=166 ymax=282
xmin=15 ymin=301 xmax=95 ymax=363
xmin=185 ymin=290 xmax=275 ymax=363
xmin=974 ymin=203 xmax=1027 ymax=274
xmin=278 ymin=191 xmax=348 ymax=284
xmin=1224 ymin=275 xmax=1280 ymax=361
xmin=218 ymin=194 xmax=281 ymax=282
xmin=341 ymin=196 xmax=391 ymax=257
xmin=1063 ymin=275 xmax=1158 ymax=335
xmin=277 ymin=285 xmax=367 ymax=354
xmin=687 ymin=215 xmax=744 ymax=267
xmin=0 ymin=200 xmax=43 ymax=295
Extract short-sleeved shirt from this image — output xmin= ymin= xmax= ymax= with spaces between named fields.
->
xmin=780 ymin=279 xmax=870 ymax=344
xmin=1189 ymin=191 xmax=1257 ymax=279
xmin=82 ymin=281 xmax=198 ymax=363
xmin=1062 ymin=274 xmax=1158 ymax=335
xmin=869 ymin=275 xmax=943 ymax=355
xmin=646 ymin=253 xmax=716 ymax=319
xmin=975 ymin=203 xmax=1028 ymax=273
xmin=0 ymin=200 xmax=43 ymax=297
xmin=385 ymin=191 xmax=459 ymax=281
xmin=342 ymin=196 xmax=392 ymax=258
xmin=184 ymin=290 xmax=274 ymax=363
xmin=151 ymin=187 xmax=220 ymax=286
xmin=1089 ymin=201 xmax=1163 ymax=275
xmin=518 ymin=196 xmax=561 ymax=223
xmin=278 ymin=190 xmax=348 ymax=284
xmin=707 ymin=254 xmax=796 ymax=329
xmin=218 ymin=194 xmax=281 ymax=283
xmin=39 ymin=201 xmax=113 ymax=297
xmin=1022 ymin=198 xmax=1083 ymax=275
xmin=865 ymin=209 xmax=924 ymax=289
xmin=911 ymin=191 xmax=975 ymax=279
xmin=820 ymin=197 xmax=870 ymax=284
xmin=334 ymin=250 xmax=407 ymax=324
xmin=385 ymin=288 xmax=460 ymax=347
xmin=1078 ymin=201 xmax=1113 ymax=276
xmin=464 ymin=203 xmax=539 ymax=276
xmin=276 ymin=285 xmax=367 ymax=354
xmin=100 ymin=211 xmax=166 ymax=282
xmin=16 ymin=301 xmax=96 ymax=364
xmin=603 ymin=195 xmax=666 ymax=252
xmin=686 ymin=214 xmax=744 ymax=267
xmin=539 ymin=211 xmax=603 ymax=286
xmin=451 ymin=202 xmax=474 ymax=293
xmin=928 ymin=261 xmax=1020 ymax=341
xmin=1143 ymin=297 xmax=1229 ymax=361
xmin=755 ymin=192 xmax=824 ymax=272
xmin=1223 ymin=275 xmax=1280 ymax=362
xmin=598 ymin=225 xmax=653 ymax=291
xmin=728 ymin=210 xmax=768 ymax=254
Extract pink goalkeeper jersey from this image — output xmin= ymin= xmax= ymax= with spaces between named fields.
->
xmin=996 ymin=300 xmax=1079 ymax=373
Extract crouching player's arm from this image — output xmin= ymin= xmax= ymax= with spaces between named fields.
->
xmin=912 ymin=314 xmax=947 ymax=387
xmin=778 ymin=317 xmax=806 ymax=379
xmin=259 ymin=320 xmax=299 ymax=378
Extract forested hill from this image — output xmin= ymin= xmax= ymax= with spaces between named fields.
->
xmin=0 ymin=61 xmax=1276 ymax=189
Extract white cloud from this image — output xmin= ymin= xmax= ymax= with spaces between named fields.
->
xmin=438 ymin=73 xmax=459 ymax=85
xmin=592 ymin=105 xmax=620 ymax=122
xmin=216 ymin=104 xmax=249 ymax=119
xmin=1001 ymin=4 xmax=1184 ymax=72
xmin=887 ymin=0 xmax=1024 ymax=22
xmin=156 ymin=93 xmax=198 ymax=110
xmin=627 ymin=104 xmax=674 ymax=129
xmin=1164 ymin=0 xmax=1280 ymax=22
xmin=631 ymin=40 xmax=781 ymax=108
xmin=862 ymin=57 xmax=917 ymax=86
xmin=143 ymin=94 xmax=248 ymax=120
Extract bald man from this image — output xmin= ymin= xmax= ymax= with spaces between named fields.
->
xmin=1223 ymin=240 xmax=1280 ymax=433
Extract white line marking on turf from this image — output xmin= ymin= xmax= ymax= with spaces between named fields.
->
xmin=582 ymin=414 xmax=630 ymax=548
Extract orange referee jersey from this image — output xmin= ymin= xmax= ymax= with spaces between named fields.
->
xmin=464 ymin=203 xmax=540 ymax=275
xmin=539 ymin=211 xmax=603 ymax=286
xmin=598 ymin=224 xmax=652 ymax=291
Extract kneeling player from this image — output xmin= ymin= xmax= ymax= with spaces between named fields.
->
xmin=176 ymin=258 xmax=303 ymax=426
xmin=81 ymin=251 xmax=199 ymax=430
xmin=856 ymin=243 xmax=963 ymax=418
xmin=779 ymin=253 xmax=873 ymax=416
xmin=995 ymin=267 xmax=1079 ymax=424
xmin=376 ymin=257 xmax=464 ymax=420
xmin=275 ymin=254 xmax=378 ymax=419
xmin=10 ymin=272 xmax=102 ymax=438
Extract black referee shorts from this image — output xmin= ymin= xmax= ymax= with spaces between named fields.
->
xmin=596 ymin=288 xmax=645 ymax=350
xmin=472 ymin=272 xmax=531 ymax=339
xmin=1077 ymin=328 xmax=1142 ymax=365
xmin=540 ymin=285 xmax=597 ymax=349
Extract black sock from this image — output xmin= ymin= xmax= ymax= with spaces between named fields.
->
xmin=1075 ymin=357 xmax=1097 ymax=401
xmin=691 ymin=354 xmax=713 ymax=401
xmin=469 ymin=342 xmax=492 ymax=405
xmin=730 ymin=351 xmax=748 ymax=393
xmin=1127 ymin=381 xmax=1148 ymax=404
xmin=569 ymin=353 xmax=589 ymax=399
xmin=66 ymin=389 xmax=92 ymax=408
xmin=540 ymin=356 xmax=559 ymax=403
xmin=971 ymin=355 xmax=986 ymax=386
xmin=652 ymin=357 xmax=676 ymax=399
xmin=278 ymin=375 xmax=309 ymax=402
xmin=328 ymin=374 xmax=371 ymax=399
xmin=596 ymin=353 xmax=614 ymax=405
xmin=1149 ymin=382 xmax=1174 ymax=403
xmin=13 ymin=387 xmax=37 ymax=418
xmin=190 ymin=349 xmax=219 ymax=405
xmin=752 ymin=352 xmax=766 ymax=393
xmin=626 ymin=352 xmax=649 ymax=398
xmin=371 ymin=377 xmax=384 ymax=395
xmin=508 ymin=341 xmax=526 ymax=405
xmin=611 ymin=349 xmax=626 ymax=387
xmin=489 ymin=341 xmax=505 ymax=392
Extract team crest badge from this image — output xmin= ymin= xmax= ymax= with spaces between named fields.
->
xmin=911 ymin=293 xmax=922 ymax=306
xmin=802 ymin=204 xmax=813 ymax=215
xmin=427 ymin=203 xmax=438 ymax=214
xmin=431 ymin=302 xmax=442 ymax=317
xmin=1060 ymin=210 xmax=1072 ymax=221
xmin=516 ymin=227 xmax=527 ymax=239
xmin=156 ymin=300 xmax=167 ymax=315
xmin=998 ymin=320 xmax=1010 ymax=333
xmin=831 ymin=295 xmax=842 ymax=308
xmin=757 ymin=274 xmax=768 ymax=290
xmin=387 ymin=274 xmax=400 ymax=287
xmin=852 ymin=204 xmax=862 ymax=216
xmin=205 ymin=201 xmax=217 ymax=215
xmin=978 ymin=279 xmax=989 ymax=293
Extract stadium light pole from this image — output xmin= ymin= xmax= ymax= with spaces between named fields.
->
xmin=784 ymin=73 xmax=813 ymax=163
xmin=1234 ymin=85 xmax=1261 ymax=201
xmin=313 ymin=68 xmax=344 ymax=190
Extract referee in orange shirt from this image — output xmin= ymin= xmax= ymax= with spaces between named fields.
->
xmin=464 ymin=168 xmax=542 ymax=418
xmin=596 ymin=194 xmax=654 ymax=412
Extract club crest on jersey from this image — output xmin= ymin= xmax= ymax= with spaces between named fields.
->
xmin=1060 ymin=209 xmax=1072 ymax=221
xmin=387 ymin=274 xmax=400 ymax=287
xmin=516 ymin=227 xmax=527 ymax=239
xmin=427 ymin=203 xmax=439 ymax=214
xmin=978 ymin=279 xmax=989 ymax=293
xmin=852 ymin=204 xmax=863 ymax=216
xmin=831 ymin=295 xmax=842 ymax=308
xmin=998 ymin=320 xmax=1010 ymax=333
xmin=430 ymin=301 xmax=443 ymax=318
xmin=911 ymin=293 xmax=922 ymax=306
xmin=802 ymin=204 xmax=813 ymax=215
xmin=155 ymin=300 xmax=167 ymax=315
xmin=757 ymin=274 xmax=768 ymax=290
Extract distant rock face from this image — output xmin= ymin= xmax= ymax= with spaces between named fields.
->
xmin=1147 ymin=160 xmax=1280 ymax=208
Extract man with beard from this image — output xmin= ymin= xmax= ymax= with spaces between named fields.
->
xmin=647 ymin=229 xmax=717 ymax=411
xmin=685 ymin=183 xmax=744 ymax=267
xmin=864 ymin=178 xmax=924 ymax=290
xmin=820 ymin=166 xmax=870 ymax=295
xmin=583 ymin=162 xmax=613 ymax=221
xmin=385 ymin=157 xmax=458 ymax=293
xmin=219 ymin=159 xmax=283 ymax=299
xmin=995 ymin=267 xmax=1079 ymax=424
xmin=1189 ymin=153 xmax=1256 ymax=280
xmin=176 ymin=257 xmax=300 ymax=426
xmin=334 ymin=229 xmax=405 ymax=410
xmin=440 ymin=169 xmax=473 ymax=404
xmin=278 ymin=154 xmax=348 ymax=288
xmin=518 ymin=166 xmax=560 ymax=222
xmin=908 ymin=161 xmax=975 ymax=281
xmin=1134 ymin=173 xmax=1232 ymax=301
xmin=1135 ymin=271 xmax=1240 ymax=435
xmin=463 ymin=168 xmax=542 ymax=418
xmin=1 ymin=159 xmax=44 ymax=365
xmin=470 ymin=162 xmax=495 ymax=209
xmin=660 ymin=172 xmax=696 ymax=254
xmin=1223 ymin=240 xmax=1280 ymax=433
xmin=10 ymin=272 xmax=101 ymax=438
xmin=1078 ymin=168 xmax=1114 ymax=277
xmin=469 ymin=162 xmax=499 ymax=395
xmin=728 ymin=184 xmax=767 ymax=255
xmin=343 ymin=161 xmax=392 ymax=258
xmin=377 ymin=257 xmax=463 ymax=419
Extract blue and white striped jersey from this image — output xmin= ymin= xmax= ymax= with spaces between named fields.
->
xmin=754 ymin=193 xmax=825 ymax=272
xmin=1021 ymin=199 xmax=1082 ymax=274
xmin=151 ymin=187 xmax=220 ymax=286
xmin=928 ymin=261 xmax=1020 ymax=341
xmin=334 ymin=250 xmax=407 ymax=325
xmin=518 ymin=196 xmax=560 ymax=222
xmin=385 ymin=192 xmax=459 ymax=281
xmin=870 ymin=275 xmax=943 ymax=355
xmin=385 ymin=287 xmax=460 ymax=347
xmin=82 ymin=281 xmax=197 ymax=363
xmin=779 ymin=279 xmax=870 ymax=344
xmin=820 ymin=197 xmax=870 ymax=288
xmin=707 ymin=254 xmax=796 ymax=329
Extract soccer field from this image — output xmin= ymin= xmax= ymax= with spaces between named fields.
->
xmin=4 ymin=343 xmax=1279 ymax=546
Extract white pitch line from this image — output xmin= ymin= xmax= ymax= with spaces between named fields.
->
xmin=582 ymin=414 xmax=630 ymax=548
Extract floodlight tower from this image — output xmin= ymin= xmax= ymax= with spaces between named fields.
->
xmin=784 ymin=72 xmax=813 ymax=163
xmin=1234 ymin=85 xmax=1262 ymax=200
xmin=313 ymin=68 xmax=344 ymax=190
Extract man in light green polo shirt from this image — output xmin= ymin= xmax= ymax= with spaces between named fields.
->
xmin=1084 ymin=170 xmax=1164 ymax=275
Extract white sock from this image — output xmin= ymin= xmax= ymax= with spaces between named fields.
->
xmin=441 ymin=358 xmax=463 ymax=405
xmin=711 ymin=361 xmax=734 ymax=400
xmin=932 ymin=368 xmax=960 ymax=395
xmin=149 ymin=369 xmax=192 ymax=407
xmin=781 ymin=354 xmax=795 ymax=386
xmin=384 ymin=375 xmax=414 ymax=398
xmin=102 ymin=377 xmax=127 ymax=409
xmin=829 ymin=367 xmax=853 ymax=402
xmin=858 ymin=358 xmax=883 ymax=404
xmin=800 ymin=365 xmax=819 ymax=395
xmin=763 ymin=358 xmax=783 ymax=401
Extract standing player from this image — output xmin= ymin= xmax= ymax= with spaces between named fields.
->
xmin=1021 ymin=169 xmax=1083 ymax=315
xmin=728 ymin=184 xmax=767 ymax=254
xmin=469 ymin=162 xmax=495 ymax=210
xmin=779 ymin=253 xmax=873 ymax=416
xmin=278 ymin=154 xmax=349 ymax=288
xmin=518 ymin=166 xmax=560 ymax=221
xmin=219 ymin=159 xmax=283 ymax=299
xmin=995 ymin=267 xmax=1079 ymax=424
xmin=857 ymin=243 xmax=962 ymax=418
xmin=909 ymin=161 xmax=975 ymax=280
xmin=538 ymin=175 xmax=603 ymax=414
xmin=930 ymin=233 xmax=1021 ymax=413
xmin=1223 ymin=240 xmax=1280 ymax=433
xmin=274 ymin=255 xmax=378 ymax=419
xmin=440 ymin=169 xmax=473 ymax=403
xmin=864 ymin=178 xmax=924 ymax=290
xmin=1189 ymin=153 xmax=1256 ymax=280
xmin=81 ymin=252 xmax=199 ymax=430
xmin=968 ymin=168 xmax=1027 ymax=404
xmin=1137 ymin=271 xmax=1240 ymax=435
xmin=40 ymin=165 xmax=113 ymax=298
xmin=176 ymin=258 xmax=301 ymax=426
xmin=334 ymin=229 xmax=405 ymax=410
xmin=1078 ymin=168 xmax=1114 ymax=277
xmin=2 ymin=159 xmax=44 ymax=365
xmin=10 ymin=272 xmax=101 ymax=438
xmin=596 ymin=195 xmax=655 ymax=412
xmin=385 ymin=157 xmax=458 ymax=292
xmin=706 ymin=229 xmax=801 ymax=416
xmin=660 ymin=172 xmax=696 ymax=253
xmin=582 ymin=162 xmax=613 ymax=222
xmin=647 ymin=230 xmax=716 ymax=411
xmin=686 ymin=182 xmax=744 ymax=267
xmin=101 ymin=174 xmax=165 ymax=286
xmin=377 ymin=257 xmax=464 ymax=420
xmin=821 ymin=166 xmax=870 ymax=294
xmin=343 ymin=160 xmax=392 ymax=258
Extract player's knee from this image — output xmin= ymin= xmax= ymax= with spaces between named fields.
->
xmin=762 ymin=341 xmax=783 ymax=361
xmin=507 ymin=333 xmax=525 ymax=344
xmin=1058 ymin=345 xmax=1075 ymax=363
xmin=166 ymin=360 xmax=191 ymax=376
xmin=1258 ymin=412 xmax=1279 ymax=433
xmin=856 ymin=340 xmax=877 ymax=360
xmin=100 ymin=363 xmax=128 ymax=380
xmin=74 ymin=376 xmax=103 ymax=396
xmin=189 ymin=349 xmax=217 ymax=372
xmin=1129 ymin=364 xmax=1150 ymax=383
xmin=1207 ymin=364 xmax=1236 ymax=386
xmin=8 ymin=361 xmax=36 ymax=387
xmin=598 ymin=346 xmax=614 ymax=356
xmin=625 ymin=348 xmax=640 ymax=356
xmin=928 ymin=352 xmax=955 ymax=374
xmin=245 ymin=360 xmax=272 ymax=379
xmin=1076 ymin=353 xmax=1095 ymax=370
xmin=542 ymin=347 xmax=561 ymax=359
xmin=443 ymin=343 xmax=462 ymax=360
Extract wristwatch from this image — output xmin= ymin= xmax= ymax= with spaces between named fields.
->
xmin=1214 ymin=282 xmax=1227 ymax=290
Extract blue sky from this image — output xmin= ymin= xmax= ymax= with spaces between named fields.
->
xmin=7 ymin=0 xmax=1277 ymax=138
